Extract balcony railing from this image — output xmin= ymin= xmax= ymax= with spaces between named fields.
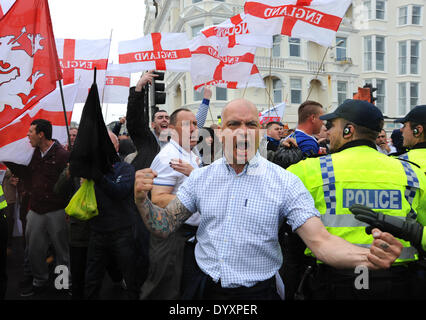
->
xmin=255 ymin=56 xmax=326 ymax=73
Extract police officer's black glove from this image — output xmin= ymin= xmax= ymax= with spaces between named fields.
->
xmin=349 ymin=204 xmax=423 ymax=249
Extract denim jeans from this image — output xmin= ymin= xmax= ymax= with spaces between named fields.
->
xmin=85 ymin=227 xmax=138 ymax=299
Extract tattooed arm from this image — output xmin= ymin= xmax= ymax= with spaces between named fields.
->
xmin=134 ymin=168 xmax=193 ymax=238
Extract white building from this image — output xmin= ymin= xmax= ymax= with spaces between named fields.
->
xmin=143 ymin=0 xmax=425 ymax=130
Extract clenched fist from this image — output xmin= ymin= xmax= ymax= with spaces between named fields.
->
xmin=134 ymin=168 xmax=157 ymax=204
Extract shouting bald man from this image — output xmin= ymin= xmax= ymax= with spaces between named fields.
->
xmin=134 ymin=99 xmax=402 ymax=300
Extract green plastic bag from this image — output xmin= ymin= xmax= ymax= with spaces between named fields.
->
xmin=65 ymin=179 xmax=98 ymax=220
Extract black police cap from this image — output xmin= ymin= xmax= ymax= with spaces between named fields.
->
xmin=395 ymin=105 xmax=426 ymax=124
xmin=319 ymin=99 xmax=384 ymax=132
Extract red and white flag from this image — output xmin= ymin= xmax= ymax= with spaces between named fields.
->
xmin=259 ymin=102 xmax=286 ymax=124
xmin=201 ymin=13 xmax=272 ymax=54
xmin=0 ymin=83 xmax=78 ymax=165
xmin=0 ymin=0 xmax=62 ymax=136
xmin=102 ymin=64 xmax=131 ymax=104
xmin=0 ymin=0 xmax=15 ymax=17
xmin=118 ymin=33 xmax=192 ymax=73
xmin=244 ymin=0 xmax=352 ymax=47
xmin=190 ymin=36 xmax=260 ymax=91
xmin=55 ymin=38 xmax=111 ymax=103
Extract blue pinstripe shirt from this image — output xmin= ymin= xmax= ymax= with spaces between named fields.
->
xmin=177 ymin=152 xmax=320 ymax=288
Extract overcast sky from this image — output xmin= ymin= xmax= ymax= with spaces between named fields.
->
xmin=48 ymin=0 xmax=146 ymax=124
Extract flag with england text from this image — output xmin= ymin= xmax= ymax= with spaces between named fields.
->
xmin=0 ymin=0 xmax=62 ymax=139
xmin=244 ymin=0 xmax=352 ymax=47
xmin=200 ymin=13 xmax=272 ymax=55
xmin=55 ymin=38 xmax=111 ymax=103
xmin=118 ymin=33 xmax=192 ymax=73
xmin=0 ymin=83 xmax=78 ymax=165
xmin=102 ymin=64 xmax=131 ymax=104
xmin=190 ymin=36 xmax=260 ymax=91
xmin=259 ymin=102 xmax=286 ymax=124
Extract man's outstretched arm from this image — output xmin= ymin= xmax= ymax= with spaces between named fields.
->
xmin=134 ymin=168 xmax=193 ymax=238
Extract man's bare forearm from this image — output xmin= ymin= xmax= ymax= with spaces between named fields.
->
xmin=136 ymin=196 xmax=193 ymax=238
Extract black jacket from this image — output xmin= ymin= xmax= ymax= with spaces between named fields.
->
xmin=89 ymin=161 xmax=137 ymax=233
xmin=126 ymin=87 xmax=160 ymax=171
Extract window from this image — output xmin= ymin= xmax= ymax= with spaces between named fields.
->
xmin=364 ymin=36 xmax=372 ymax=71
xmin=410 ymin=41 xmax=419 ymax=74
xmin=363 ymin=35 xmax=385 ymax=71
xmin=337 ymin=81 xmax=347 ymax=106
xmin=289 ymin=38 xmax=301 ymax=57
xmin=398 ymin=40 xmax=419 ymax=75
xmin=364 ymin=0 xmax=372 ymax=19
xmin=398 ymin=82 xmax=419 ymax=115
xmin=273 ymin=78 xmax=282 ymax=104
xmin=192 ymin=0 xmax=202 ymax=3
xmin=272 ymin=35 xmax=281 ymax=57
xmin=375 ymin=79 xmax=386 ymax=113
xmin=398 ymin=6 xmax=408 ymax=25
xmin=336 ymin=37 xmax=347 ymax=61
xmin=290 ymin=78 xmax=302 ymax=104
xmin=412 ymin=6 xmax=422 ymax=25
xmin=364 ymin=0 xmax=385 ymax=20
xmin=375 ymin=0 xmax=385 ymax=20
xmin=375 ymin=36 xmax=385 ymax=71
xmin=399 ymin=5 xmax=422 ymax=25
xmin=191 ymin=24 xmax=204 ymax=38
xmin=398 ymin=83 xmax=406 ymax=115
xmin=216 ymin=87 xmax=227 ymax=101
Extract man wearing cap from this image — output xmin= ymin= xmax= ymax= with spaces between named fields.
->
xmin=286 ymin=99 xmax=426 ymax=299
xmin=395 ymin=105 xmax=426 ymax=173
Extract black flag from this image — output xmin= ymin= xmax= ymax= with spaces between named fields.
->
xmin=69 ymin=82 xmax=120 ymax=180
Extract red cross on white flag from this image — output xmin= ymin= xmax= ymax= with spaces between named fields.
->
xmin=190 ymin=36 xmax=261 ymax=91
xmin=244 ymin=0 xmax=352 ymax=47
xmin=0 ymin=83 xmax=78 ymax=165
xmin=55 ymin=38 xmax=111 ymax=103
xmin=118 ymin=33 xmax=192 ymax=73
xmin=102 ymin=64 xmax=131 ymax=104
xmin=201 ymin=13 xmax=272 ymax=55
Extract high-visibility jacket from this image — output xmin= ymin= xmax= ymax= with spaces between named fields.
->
xmin=288 ymin=144 xmax=426 ymax=264
xmin=397 ymin=147 xmax=426 ymax=175
xmin=0 ymin=185 xmax=7 ymax=211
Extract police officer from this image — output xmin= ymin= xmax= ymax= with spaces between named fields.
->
xmin=287 ymin=99 xmax=426 ymax=300
xmin=395 ymin=105 xmax=426 ymax=173
xmin=0 ymin=185 xmax=8 ymax=300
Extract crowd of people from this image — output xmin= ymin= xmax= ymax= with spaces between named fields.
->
xmin=0 ymin=69 xmax=425 ymax=301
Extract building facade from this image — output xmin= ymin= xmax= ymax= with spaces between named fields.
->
xmin=144 ymin=0 xmax=425 ymax=130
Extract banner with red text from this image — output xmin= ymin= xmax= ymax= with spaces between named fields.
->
xmin=118 ymin=33 xmax=192 ymax=73
xmin=244 ymin=0 xmax=351 ymax=47
xmin=55 ymin=38 xmax=111 ymax=103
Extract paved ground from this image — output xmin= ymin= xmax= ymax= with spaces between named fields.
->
xmin=4 ymin=236 xmax=127 ymax=300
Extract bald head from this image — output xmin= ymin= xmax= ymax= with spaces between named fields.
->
xmin=221 ymin=99 xmax=259 ymax=124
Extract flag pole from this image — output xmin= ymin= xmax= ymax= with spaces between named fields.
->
xmin=58 ymin=79 xmax=72 ymax=150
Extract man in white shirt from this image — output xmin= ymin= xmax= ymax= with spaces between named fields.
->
xmin=140 ymin=108 xmax=201 ymax=299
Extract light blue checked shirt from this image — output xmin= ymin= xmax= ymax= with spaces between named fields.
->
xmin=177 ymin=152 xmax=320 ymax=288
